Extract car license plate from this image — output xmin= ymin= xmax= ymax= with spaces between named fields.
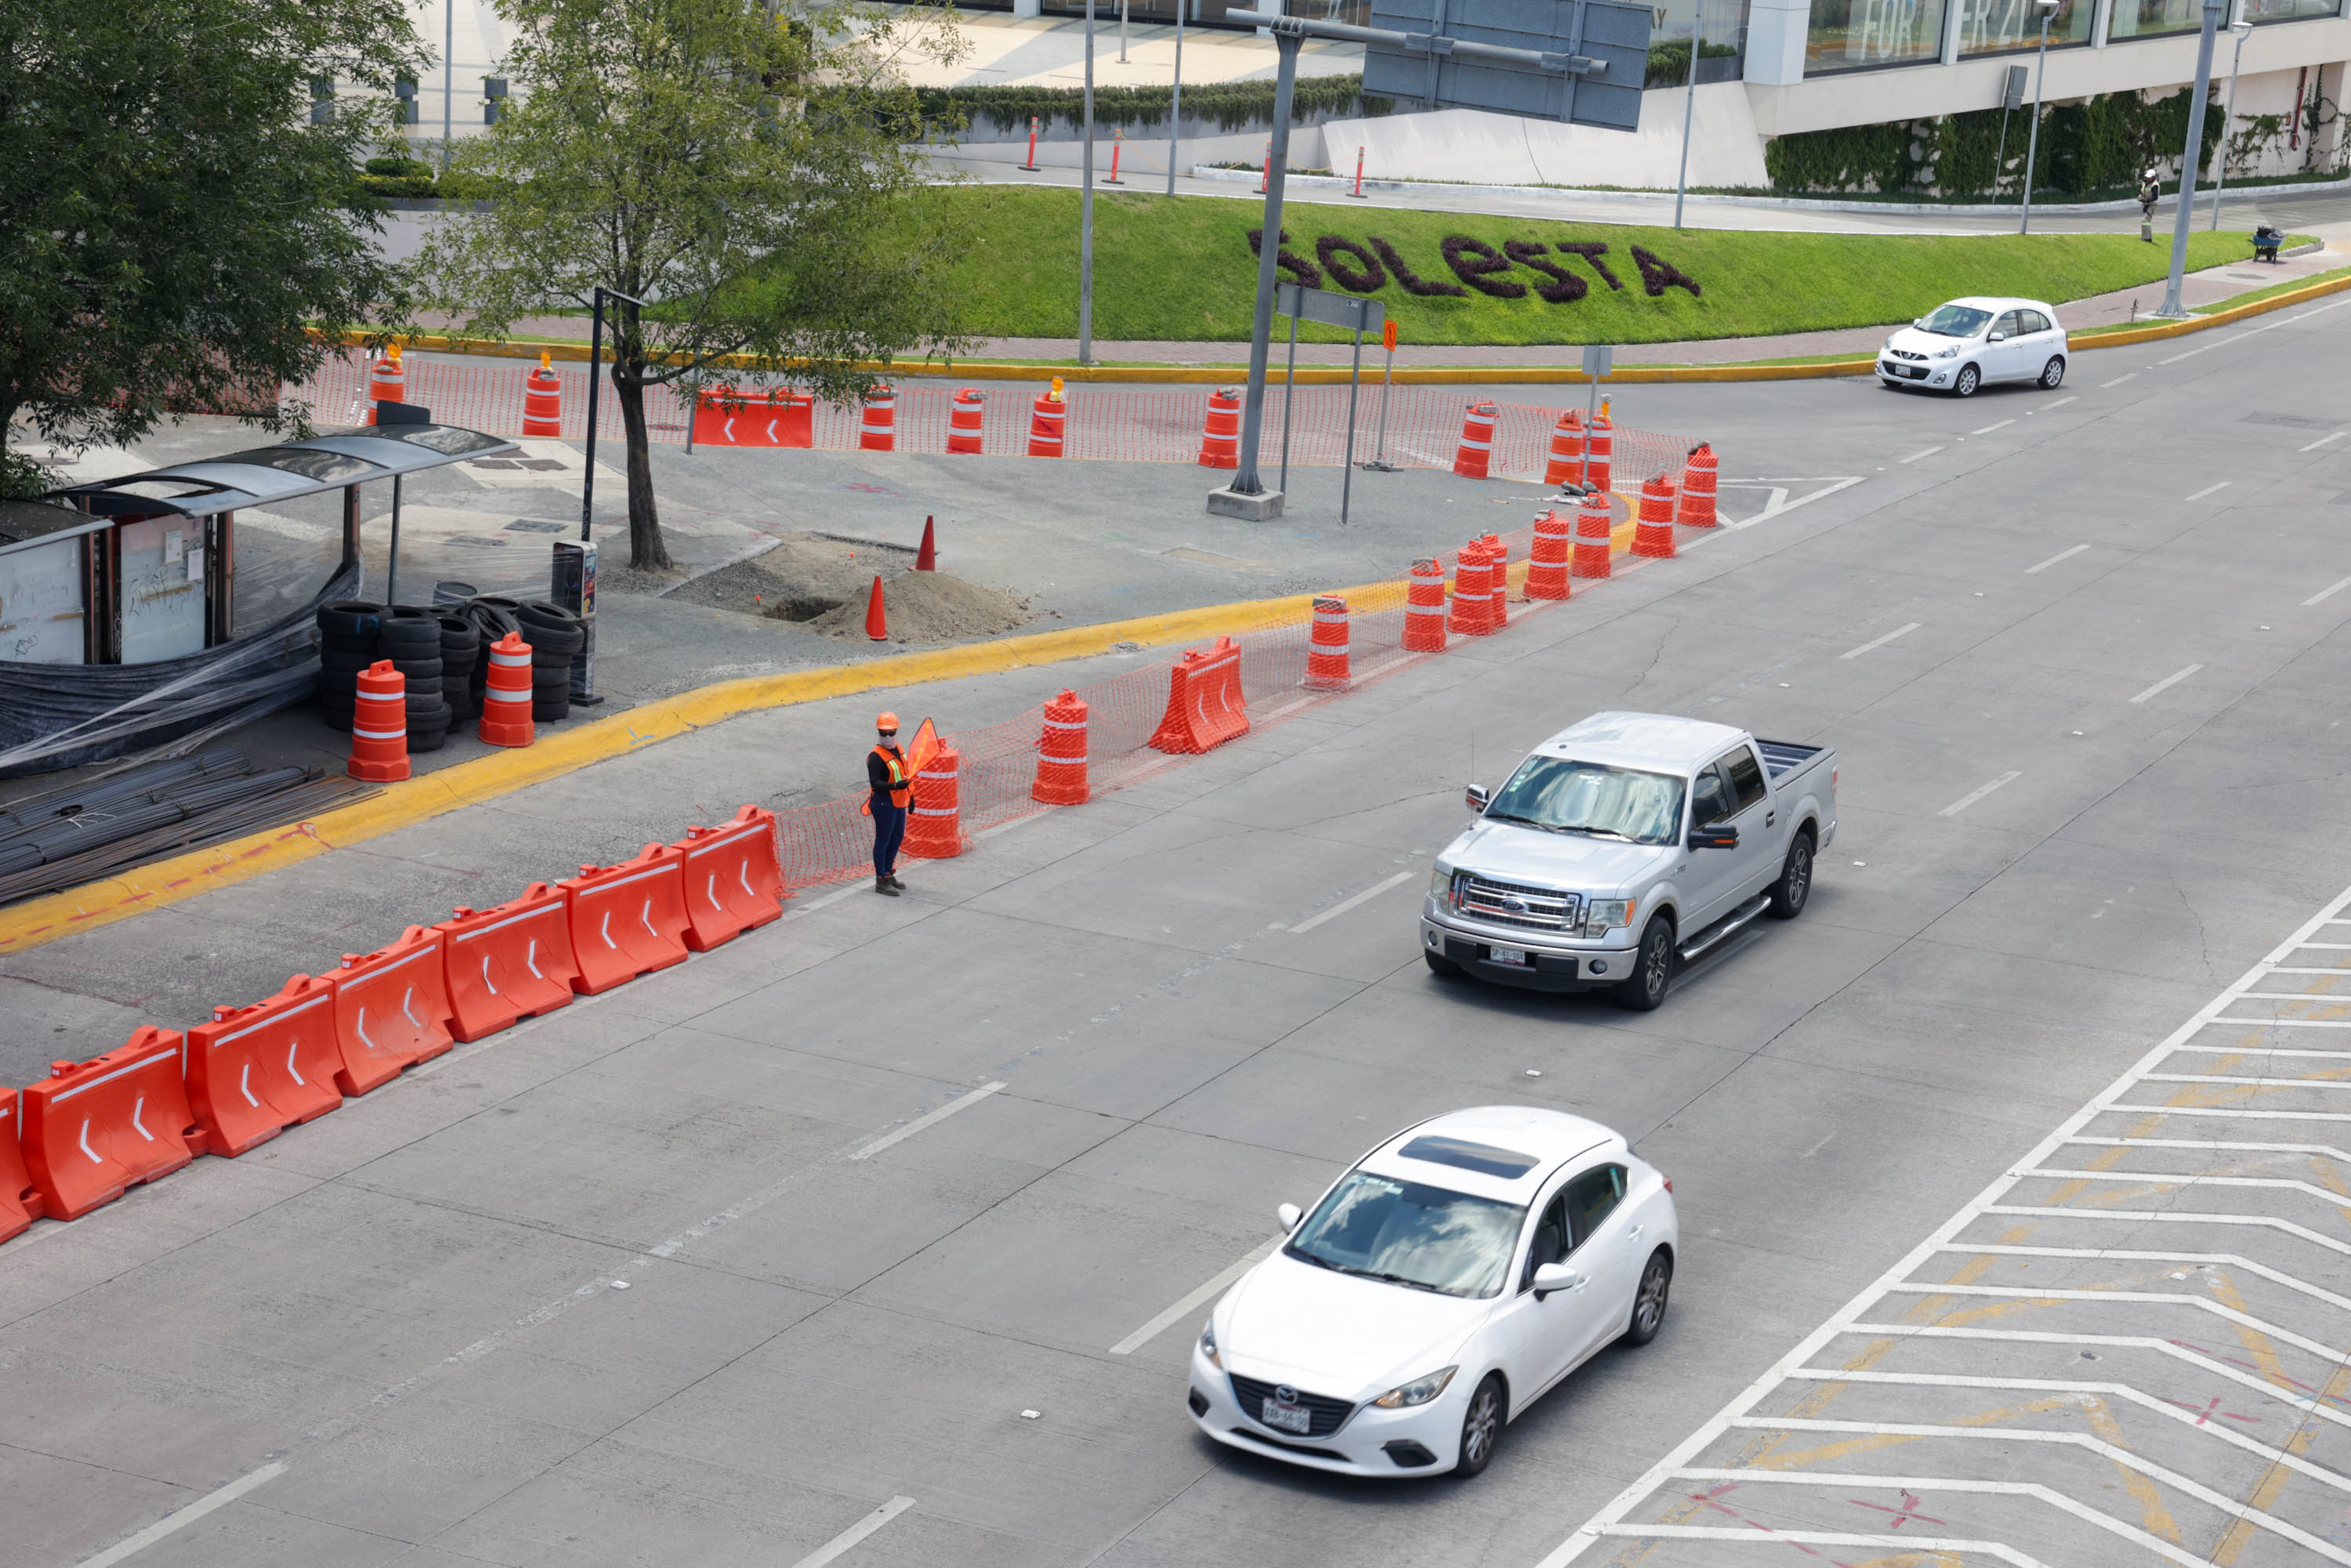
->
xmin=1488 ymin=946 xmax=1529 ymax=966
xmin=1261 ymin=1397 xmax=1312 ymax=1433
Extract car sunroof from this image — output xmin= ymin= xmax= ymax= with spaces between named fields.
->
xmin=1398 ymin=1135 xmax=1541 ymax=1179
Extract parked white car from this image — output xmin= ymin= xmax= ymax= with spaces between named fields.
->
xmin=1186 ymin=1106 xmax=1678 ymax=1479
xmin=1878 ymin=295 xmax=2068 ymax=397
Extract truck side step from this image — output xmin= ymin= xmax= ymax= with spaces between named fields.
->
xmin=1678 ymin=893 xmax=1772 ymax=962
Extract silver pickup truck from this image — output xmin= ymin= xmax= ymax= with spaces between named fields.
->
xmin=1421 ymin=712 xmax=1838 ymax=1011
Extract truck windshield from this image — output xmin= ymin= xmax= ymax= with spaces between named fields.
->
xmin=1485 ymin=757 xmax=1684 ymax=845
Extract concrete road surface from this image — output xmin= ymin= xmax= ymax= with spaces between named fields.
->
xmin=5 ymin=293 xmax=2351 ymax=1567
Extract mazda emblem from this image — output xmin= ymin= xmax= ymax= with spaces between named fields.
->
xmin=1274 ymin=1385 xmax=1300 ymax=1404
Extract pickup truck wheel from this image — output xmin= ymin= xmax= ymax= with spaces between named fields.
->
xmin=1768 ymin=833 xmax=1813 ymax=920
xmin=1425 ymin=951 xmax=1462 ymax=979
xmin=1614 ymin=918 xmax=1674 ymax=1012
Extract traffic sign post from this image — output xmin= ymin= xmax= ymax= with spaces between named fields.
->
xmin=1364 ymin=317 xmax=1400 ymax=474
xmin=1580 ymin=345 xmax=1614 ymax=487
xmin=1275 ymin=284 xmax=1385 ymax=525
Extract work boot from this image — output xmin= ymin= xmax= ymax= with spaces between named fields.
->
xmin=875 ymin=875 xmax=900 ymax=896
xmin=886 ymin=874 xmax=906 ymax=890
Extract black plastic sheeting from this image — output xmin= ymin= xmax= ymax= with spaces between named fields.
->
xmin=0 ymin=561 xmax=359 ymax=778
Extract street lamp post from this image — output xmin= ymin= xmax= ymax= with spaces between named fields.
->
xmin=1166 ymin=0 xmax=1186 ymax=197
xmin=2160 ymin=0 xmax=2230 ymax=316
xmin=2209 ymin=12 xmax=2253 ymax=230
xmin=1080 ymin=0 xmax=1097 ymax=364
xmin=581 ymin=284 xmax=650 ymax=545
xmin=2017 ymin=0 xmax=2061 ymax=235
xmin=1672 ymin=0 xmax=1703 ymax=231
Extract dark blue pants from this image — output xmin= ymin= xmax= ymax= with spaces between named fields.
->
xmin=871 ymin=797 xmax=906 ymax=877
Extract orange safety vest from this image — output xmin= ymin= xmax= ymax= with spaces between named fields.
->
xmin=871 ymin=744 xmax=911 ymax=808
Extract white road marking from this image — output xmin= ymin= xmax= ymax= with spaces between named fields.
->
xmin=2040 ymin=395 xmax=2077 ymax=410
xmin=2158 ymin=343 xmax=2217 ymax=365
xmin=1109 ymin=1235 xmax=1284 ymax=1355
xmin=2303 ymin=430 xmax=2347 ymax=451
xmin=792 ymin=882 xmax=876 ymax=914
xmin=2185 ymin=480 xmax=2232 ymax=502
xmin=1971 ymin=419 xmax=2015 ymax=435
xmin=2302 ymin=574 xmax=2351 ymax=606
xmin=789 ymin=1497 xmax=917 ymax=1568
xmin=1936 ymin=770 xmax=2020 ymax=817
xmin=1710 ymin=476 xmax=1864 ymax=533
xmin=1289 ymin=871 xmax=1416 ymax=934
xmin=73 ymin=1463 xmax=288 ymax=1568
xmin=1838 ymin=621 xmax=1921 ymax=659
xmin=1899 ymin=446 xmax=1943 ymax=464
xmin=2025 ymin=543 xmax=2088 ymax=574
xmin=850 ymin=1081 xmax=1005 ymax=1161
xmin=1585 ymin=1526 xmax=2050 ymax=1567
xmin=2101 ymin=374 xmax=2136 ymax=387
xmin=2129 ymin=661 xmax=2203 ymax=703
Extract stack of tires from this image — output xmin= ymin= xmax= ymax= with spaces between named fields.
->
xmin=464 ymin=596 xmax=585 ymax=723
xmin=379 ymin=607 xmax=451 ymax=752
xmin=316 ymin=600 xmax=386 ymax=732
xmin=437 ymin=614 xmax=481 ymax=725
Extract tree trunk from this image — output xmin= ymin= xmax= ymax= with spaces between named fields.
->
xmin=612 ymin=368 xmax=671 ymax=571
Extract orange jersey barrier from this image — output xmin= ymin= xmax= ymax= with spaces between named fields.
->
xmin=439 ymin=885 xmax=578 ymax=1041
xmin=1148 ymin=636 xmax=1250 ymax=755
xmin=21 ymin=1027 xmax=201 ymax=1221
xmin=328 ymin=925 xmax=456 ymax=1095
xmin=672 ymin=806 xmax=788 ymax=953
xmin=186 ymin=974 xmax=345 ymax=1157
xmin=0 ymin=1088 xmax=39 ymax=1242
xmin=563 ymin=845 xmax=691 ymax=995
xmin=694 ymin=389 xmax=813 ymax=448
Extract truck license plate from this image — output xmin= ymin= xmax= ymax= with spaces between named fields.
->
xmin=1488 ymin=946 xmax=1529 ymax=966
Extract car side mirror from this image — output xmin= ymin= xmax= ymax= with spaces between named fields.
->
xmin=1532 ymin=1262 xmax=1581 ymax=1299
xmin=1988 ymin=331 xmax=2007 ymax=342
xmin=1277 ymin=1202 xmax=1302 ymax=1231
xmin=1465 ymin=784 xmax=1490 ymax=813
xmin=1688 ymin=824 xmax=1739 ymax=850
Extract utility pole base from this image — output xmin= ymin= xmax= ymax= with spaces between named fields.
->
xmin=1208 ymin=486 xmax=1284 ymax=520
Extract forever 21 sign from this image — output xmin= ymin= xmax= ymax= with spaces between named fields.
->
xmin=1246 ymin=230 xmax=1701 ymax=303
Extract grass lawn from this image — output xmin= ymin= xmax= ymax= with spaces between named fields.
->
xmin=926 ymin=186 xmax=2284 ymax=346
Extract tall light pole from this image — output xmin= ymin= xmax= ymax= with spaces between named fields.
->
xmin=1672 ymin=0 xmax=1702 ymax=230
xmin=1081 ymin=0 xmax=1097 ymax=364
xmin=2016 ymin=0 xmax=2061 ymax=234
xmin=441 ymin=0 xmax=454 ymax=170
xmin=2160 ymin=0 xmax=2229 ymax=315
xmin=1166 ymin=0 xmax=1186 ymax=196
xmin=2208 ymin=11 xmax=2253 ymax=230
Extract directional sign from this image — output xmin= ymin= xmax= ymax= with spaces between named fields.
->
xmin=1363 ymin=0 xmax=1653 ymax=132
xmin=1277 ymin=282 xmax=1386 ymax=336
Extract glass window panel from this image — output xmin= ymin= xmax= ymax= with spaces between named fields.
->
xmin=1806 ymin=0 xmax=1950 ymax=73
xmin=2246 ymin=0 xmax=2338 ymax=20
xmin=1958 ymin=0 xmax=2092 ymax=53
xmin=0 ymin=538 xmax=87 ymax=664
xmin=117 ymin=518 xmax=207 ymax=664
xmin=2107 ymin=0 xmax=2205 ymax=38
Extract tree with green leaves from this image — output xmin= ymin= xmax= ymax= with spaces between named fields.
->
xmin=420 ymin=0 xmax=974 ymax=570
xmin=0 ymin=0 xmax=424 ymax=498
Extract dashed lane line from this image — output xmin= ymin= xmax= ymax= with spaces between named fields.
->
xmin=789 ymin=1497 xmax=918 ymax=1568
xmin=1288 ymin=871 xmax=1417 ymax=934
xmin=2304 ymin=430 xmax=2347 ymax=451
xmin=849 ymin=1081 xmax=1005 ymax=1161
xmin=1936 ymin=770 xmax=2021 ymax=817
xmin=1972 ymin=419 xmax=2016 ymax=435
xmin=1109 ymin=1235 xmax=1284 ymax=1356
xmin=2026 ymin=544 xmax=2089 ymax=574
xmin=2130 ymin=662 xmax=2204 ymax=703
xmin=71 ymin=1464 xmax=289 ymax=1568
xmin=2041 ymin=396 xmax=2078 ymax=411
xmin=1900 ymin=446 xmax=1943 ymax=464
xmin=2303 ymin=574 xmax=2351 ymax=606
xmin=1838 ymin=621 xmax=1922 ymax=659
xmin=2186 ymin=480 xmax=2233 ymax=502
xmin=2103 ymin=374 xmax=2138 ymax=387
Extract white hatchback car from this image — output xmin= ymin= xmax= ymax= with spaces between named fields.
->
xmin=1878 ymin=295 xmax=2068 ymax=397
xmin=1186 ymin=1106 xmax=1677 ymax=1479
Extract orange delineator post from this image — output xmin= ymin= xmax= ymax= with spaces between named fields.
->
xmin=437 ymin=884 xmax=579 ymax=1042
xmin=1148 ymin=636 xmax=1250 ymax=755
xmin=860 ymin=386 xmax=897 ymax=452
xmin=349 ymin=659 xmax=410 ymax=782
xmin=185 ymin=974 xmax=345 ymax=1158
xmin=523 ymin=356 xmax=563 ymax=437
xmin=1679 ymin=442 xmax=1719 ymax=527
xmin=904 ymin=744 xmax=965 ymax=859
xmin=1527 ymin=509 xmax=1572 ymax=600
xmin=1197 ymin=388 xmax=1241 ymax=469
xmin=1581 ymin=414 xmax=1614 ymax=494
xmin=366 ymin=346 xmax=406 ymax=423
xmin=0 ymin=1088 xmax=42 ymax=1243
xmin=947 ymin=388 xmax=986 ymax=454
xmin=562 ymin=844 xmax=691 ymax=995
xmin=1542 ymin=410 xmax=1586 ymax=487
xmin=327 ymin=925 xmax=455 ymax=1095
xmin=1452 ymin=402 xmax=1497 ymax=480
xmin=1448 ymin=541 xmax=1492 ymax=636
xmin=1031 ymin=690 xmax=1091 ymax=806
xmin=1573 ymin=488 xmax=1614 ymax=578
xmin=1632 ymin=473 xmax=1679 ymax=559
xmin=1404 ymin=557 xmax=1447 ymax=652
xmin=479 ymin=632 xmax=534 ymax=747
xmin=1305 ymin=595 xmax=1351 ymax=690
xmin=20 ymin=1027 xmax=201 ymax=1222
xmin=672 ymin=806 xmax=788 ymax=953
xmin=1028 ymin=390 xmax=1066 ymax=457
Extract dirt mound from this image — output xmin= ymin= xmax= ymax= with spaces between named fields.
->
xmin=668 ymin=531 xmax=1031 ymax=644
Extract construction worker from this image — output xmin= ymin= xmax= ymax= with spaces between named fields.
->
xmin=868 ymin=712 xmax=911 ymax=895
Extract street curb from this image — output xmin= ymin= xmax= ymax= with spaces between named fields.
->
xmin=327 ymin=266 xmax=2347 ymax=388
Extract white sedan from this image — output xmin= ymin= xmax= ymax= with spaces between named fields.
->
xmin=1878 ymin=295 xmax=2069 ymax=397
xmin=1186 ymin=1106 xmax=1678 ymax=1478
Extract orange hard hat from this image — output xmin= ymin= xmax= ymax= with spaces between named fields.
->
xmin=876 ymin=712 xmax=899 ymax=730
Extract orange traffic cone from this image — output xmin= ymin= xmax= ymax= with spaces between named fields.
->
xmin=915 ymin=515 xmax=937 ymax=570
xmin=865 ymin=575 xmax=888 ymax=641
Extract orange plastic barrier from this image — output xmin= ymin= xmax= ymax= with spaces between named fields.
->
xmin=1148 ymin=636 xmax=1250 ymax=755
xmin=1583 ymin=414 xmax=1614 ymax=494
xmin=947 ymin=388 xmax=986 ymax=454
xmin=1679 ymin=441 xmax=1719 ymax=527
xmin=479 ymin=631 xmax=534 ymax=748
xmin=1542 ymin=410 xmax=1585 ymax=487
xmin=438 ymin=885 xmax=578 ymax=1041
xmin=1404 ymin=558 xmax=1447 ymax=652
xmin=349 ymin=660 xmax=410 ymax=782
xmin=905 ymin=744 xmax=966 ymax=859
xmin=563 ymin=845 xmax=691 ymax=995
xmin=1452 ymin=401 xmax=1497 ymax=480
xmin=1633 ymin=473 xmax=1679 ymax=559
xmin=1527 ymin=508 xmax=1572 ymax=600
xmin=0 ymin=1088 xmax=40 ymax=1243
xmin=1305 ymin=595 xmax=1350 ymax=690
xmin=1449 ymin=541 xmax=1494 ymax=637
xmin=1032 ymin=689 xmax=1091 ymax=806
xmin=693 ymin=389 xmax=813 ymax=448
xmin=1198 ymin=387 xmax=1241 ymax=469
xmin=21 ymin=1027 xmax=201 ymax=1222
xmin=523 ymin=360 xmax=563 ymax=437
xmin=1028 ymin=391 xmax=1066 ymax=457
xmin=328 ymin=925 xmax=455 ymax=1095
xmin=1573 ymin=488 xmax=1614 ymax=579
xmin=365 ymin=348 xmax=405 ymax=422
xmin=672 ymin=806 xmax=787 ymax=952
xmin=860 ymin=386 xmax=897 ymax=452
xmin=186 ymin=974 xmax=345 ymax=1157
